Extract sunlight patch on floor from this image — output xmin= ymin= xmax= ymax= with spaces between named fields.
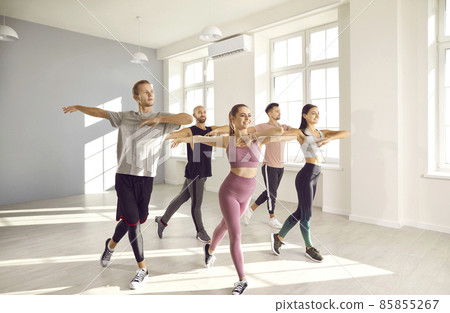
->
xmin=0 ymin=206 xmax=117 ymax=214
xmin=0 ymin=207 xmax=187 ymax=227
xmin=0 ymin=242 xmax=299 ymax=267
xmin=1 ymin=286 xmax=71 ymax=295
xmin=0 ymin=240 xmax=393 ymax=295
xmin=82 ymin=257 xmax=393 ymax=295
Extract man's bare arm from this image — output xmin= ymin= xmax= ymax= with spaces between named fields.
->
xmin=165 ymin=128 xmax=193 ymax=140
xmin=62 ymin=105 xmax=108 ymax=119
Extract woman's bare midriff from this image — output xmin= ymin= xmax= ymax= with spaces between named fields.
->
xmin=230 ymin=167 xmax=257 ymax=178
xmin=305 ymin=157 xmax=321 ymax=165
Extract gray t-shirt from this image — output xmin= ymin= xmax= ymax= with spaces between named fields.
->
xmin=107 ymin=111 xmax=180 ymax=177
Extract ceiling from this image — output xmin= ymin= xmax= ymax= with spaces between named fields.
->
xmin=1 ymin=0 xmax=295 ymax=49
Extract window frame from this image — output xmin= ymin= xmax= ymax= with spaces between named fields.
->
xmin=306 ymin=62 xmax=340 ymax=163
xmin=271 ymin=31 xmax=306 ymax=72
xmin=171 ymin=57 xmax=214 ymax=157
xmin=306 ymin=23 xmax=339 ymax=66
xmin=437 ymin=0 xmax=450 ymax=171
xmin=183 ymin=58 xmax=214 ymax=119
xmin=270 ymin=22 xmax=340 ymax=165
xmin=270 ymin=68 xmax=306 ymax=127
xmin=438 ymin=42 xmax=450 ymax=170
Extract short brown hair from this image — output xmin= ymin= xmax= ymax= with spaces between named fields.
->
xmin=132 ymin=80 xmax=151 ymax=97
xmin=265 ymin=102 xmax=279 ymax=114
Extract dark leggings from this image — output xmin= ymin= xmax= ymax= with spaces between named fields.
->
xmin=254 ymin=165 xmax=284 ymax=214
xmin=161 ymin=177 xmax=207 ymax=232
xmin=279 ymin=163 xmax=321 ymax=247
xmin=112 ymin=220 xmax=144 ymax=263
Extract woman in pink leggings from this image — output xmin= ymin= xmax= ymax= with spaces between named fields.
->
xmin=172 ymin=104 xmax=286 ymax=294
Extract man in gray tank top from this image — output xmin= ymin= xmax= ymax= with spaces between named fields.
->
xmin=62 ymin=80 xmax=192 ymax=290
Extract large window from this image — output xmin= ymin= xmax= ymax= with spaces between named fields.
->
xmin=172 ymin=57 xmax=214 ymax=156
xmin=438 ymin=0 xmax=450 ymax=170
xmin=271 ymin=24 xmax=339 ymax=163
xmin=184 ymin=58 xmax=215 ymax=124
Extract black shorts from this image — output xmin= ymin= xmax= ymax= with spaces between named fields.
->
xmin=115 ymin=173 xmax=154 ymax=226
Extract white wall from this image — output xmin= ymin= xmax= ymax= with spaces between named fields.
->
xmin=349 ymin=0 xmax=450 ymax=233
xmin=0 ymin=18 xmax=163 ymax=205
xmin=349 ymin=0 xmax=401 ymax=227
xmin=322 ymin=3 xmax=352 ymax=216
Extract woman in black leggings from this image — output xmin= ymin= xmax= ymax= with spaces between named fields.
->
xmin=271 ymin=104 xmax=349 ymax=262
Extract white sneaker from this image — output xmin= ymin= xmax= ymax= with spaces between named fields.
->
xmin=269 ymin=217 xmax=283 ymax=229
xmin=129 ymin=268 xmax=149 ymax=290
xmin=243 ymin=207 xmax=254 ymax=225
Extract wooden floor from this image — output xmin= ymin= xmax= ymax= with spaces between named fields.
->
xmin=1 ymin=183 xmax=450 ymax=296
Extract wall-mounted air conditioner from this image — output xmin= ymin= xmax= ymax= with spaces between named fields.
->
xmin=208 ymin=34 xmax=253 ymax=59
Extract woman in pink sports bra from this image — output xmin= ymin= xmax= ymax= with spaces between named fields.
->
xmin=171 ymin=104 xmax=286 ymax=295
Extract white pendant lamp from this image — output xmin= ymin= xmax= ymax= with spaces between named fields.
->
xmin=200 ymin=25 xmax=222 ymax=41
xmin=0 ymin=13 xmax=18 ymax=41
xmin=130 ymin=16 xmax=148 ymax=64
xmin=199 ymin=0 xmax=222 ymax=42
xmin=131 ymin=51 xmax=148 ymax=64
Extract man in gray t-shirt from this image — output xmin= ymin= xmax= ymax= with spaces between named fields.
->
xmin=108 ymin=110 xmax=180 ymax=177
xmin=63 ymin=80 xmax=192 ymax=290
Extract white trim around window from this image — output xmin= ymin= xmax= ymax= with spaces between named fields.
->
xmin=438 ymin=42 xmax=450 ymax=170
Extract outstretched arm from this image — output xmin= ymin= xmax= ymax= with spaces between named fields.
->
xmin=317 ymin=130 xmax=350 ymax=147
xmin=238 ymin=126 xmax=285 ymax=146
xmin=258 ymin=129 xmax=306 ymax=145
xmin=193 ymin=135 xmax=228 ymax=148
xmin=169 ymin=135 xmax=229 ymax=149
xmin=160 ymin=113 xmax=193 ymax=125
xmin=205 ymin=125 xmax=258 ymax=136
xmin=140 ymin=113 xmax=193 ymax=127
xmin=169 ymin=135 xmax=193 ymax=149
xmin=62 ymin=105 xmax=108 ymax=119
xmin=205 ymin=125 xmax=229 ymax=136
xmin=254 ymin=126 xmax=284 ymax=145
xmin=256 ymin=126 xmax=284 ymax=138
xmin=165 ymin=128 xmax=192 ymax=140
xmin=166 ymin=128 xmax=193 ymax=148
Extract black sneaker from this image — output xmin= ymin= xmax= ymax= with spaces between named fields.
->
xmin=129 ymin=268 xmax=149 ymax=290
xmin=196 ymin=230 xmax=211 ymax=243
xmin=305 ymin=247 xmax=323 ymax=263
xmin=154 ymin=216 xmax=166 ymax=239
xmin=100 ymin=238 xmax=114 ymax=267
xmin=232 ymin=280 xmax=248 ymax=295
xmin=204 ymin=243 xmax=216 ymax=267
xmin=271 ymin=233 xmax=284 ymax=256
